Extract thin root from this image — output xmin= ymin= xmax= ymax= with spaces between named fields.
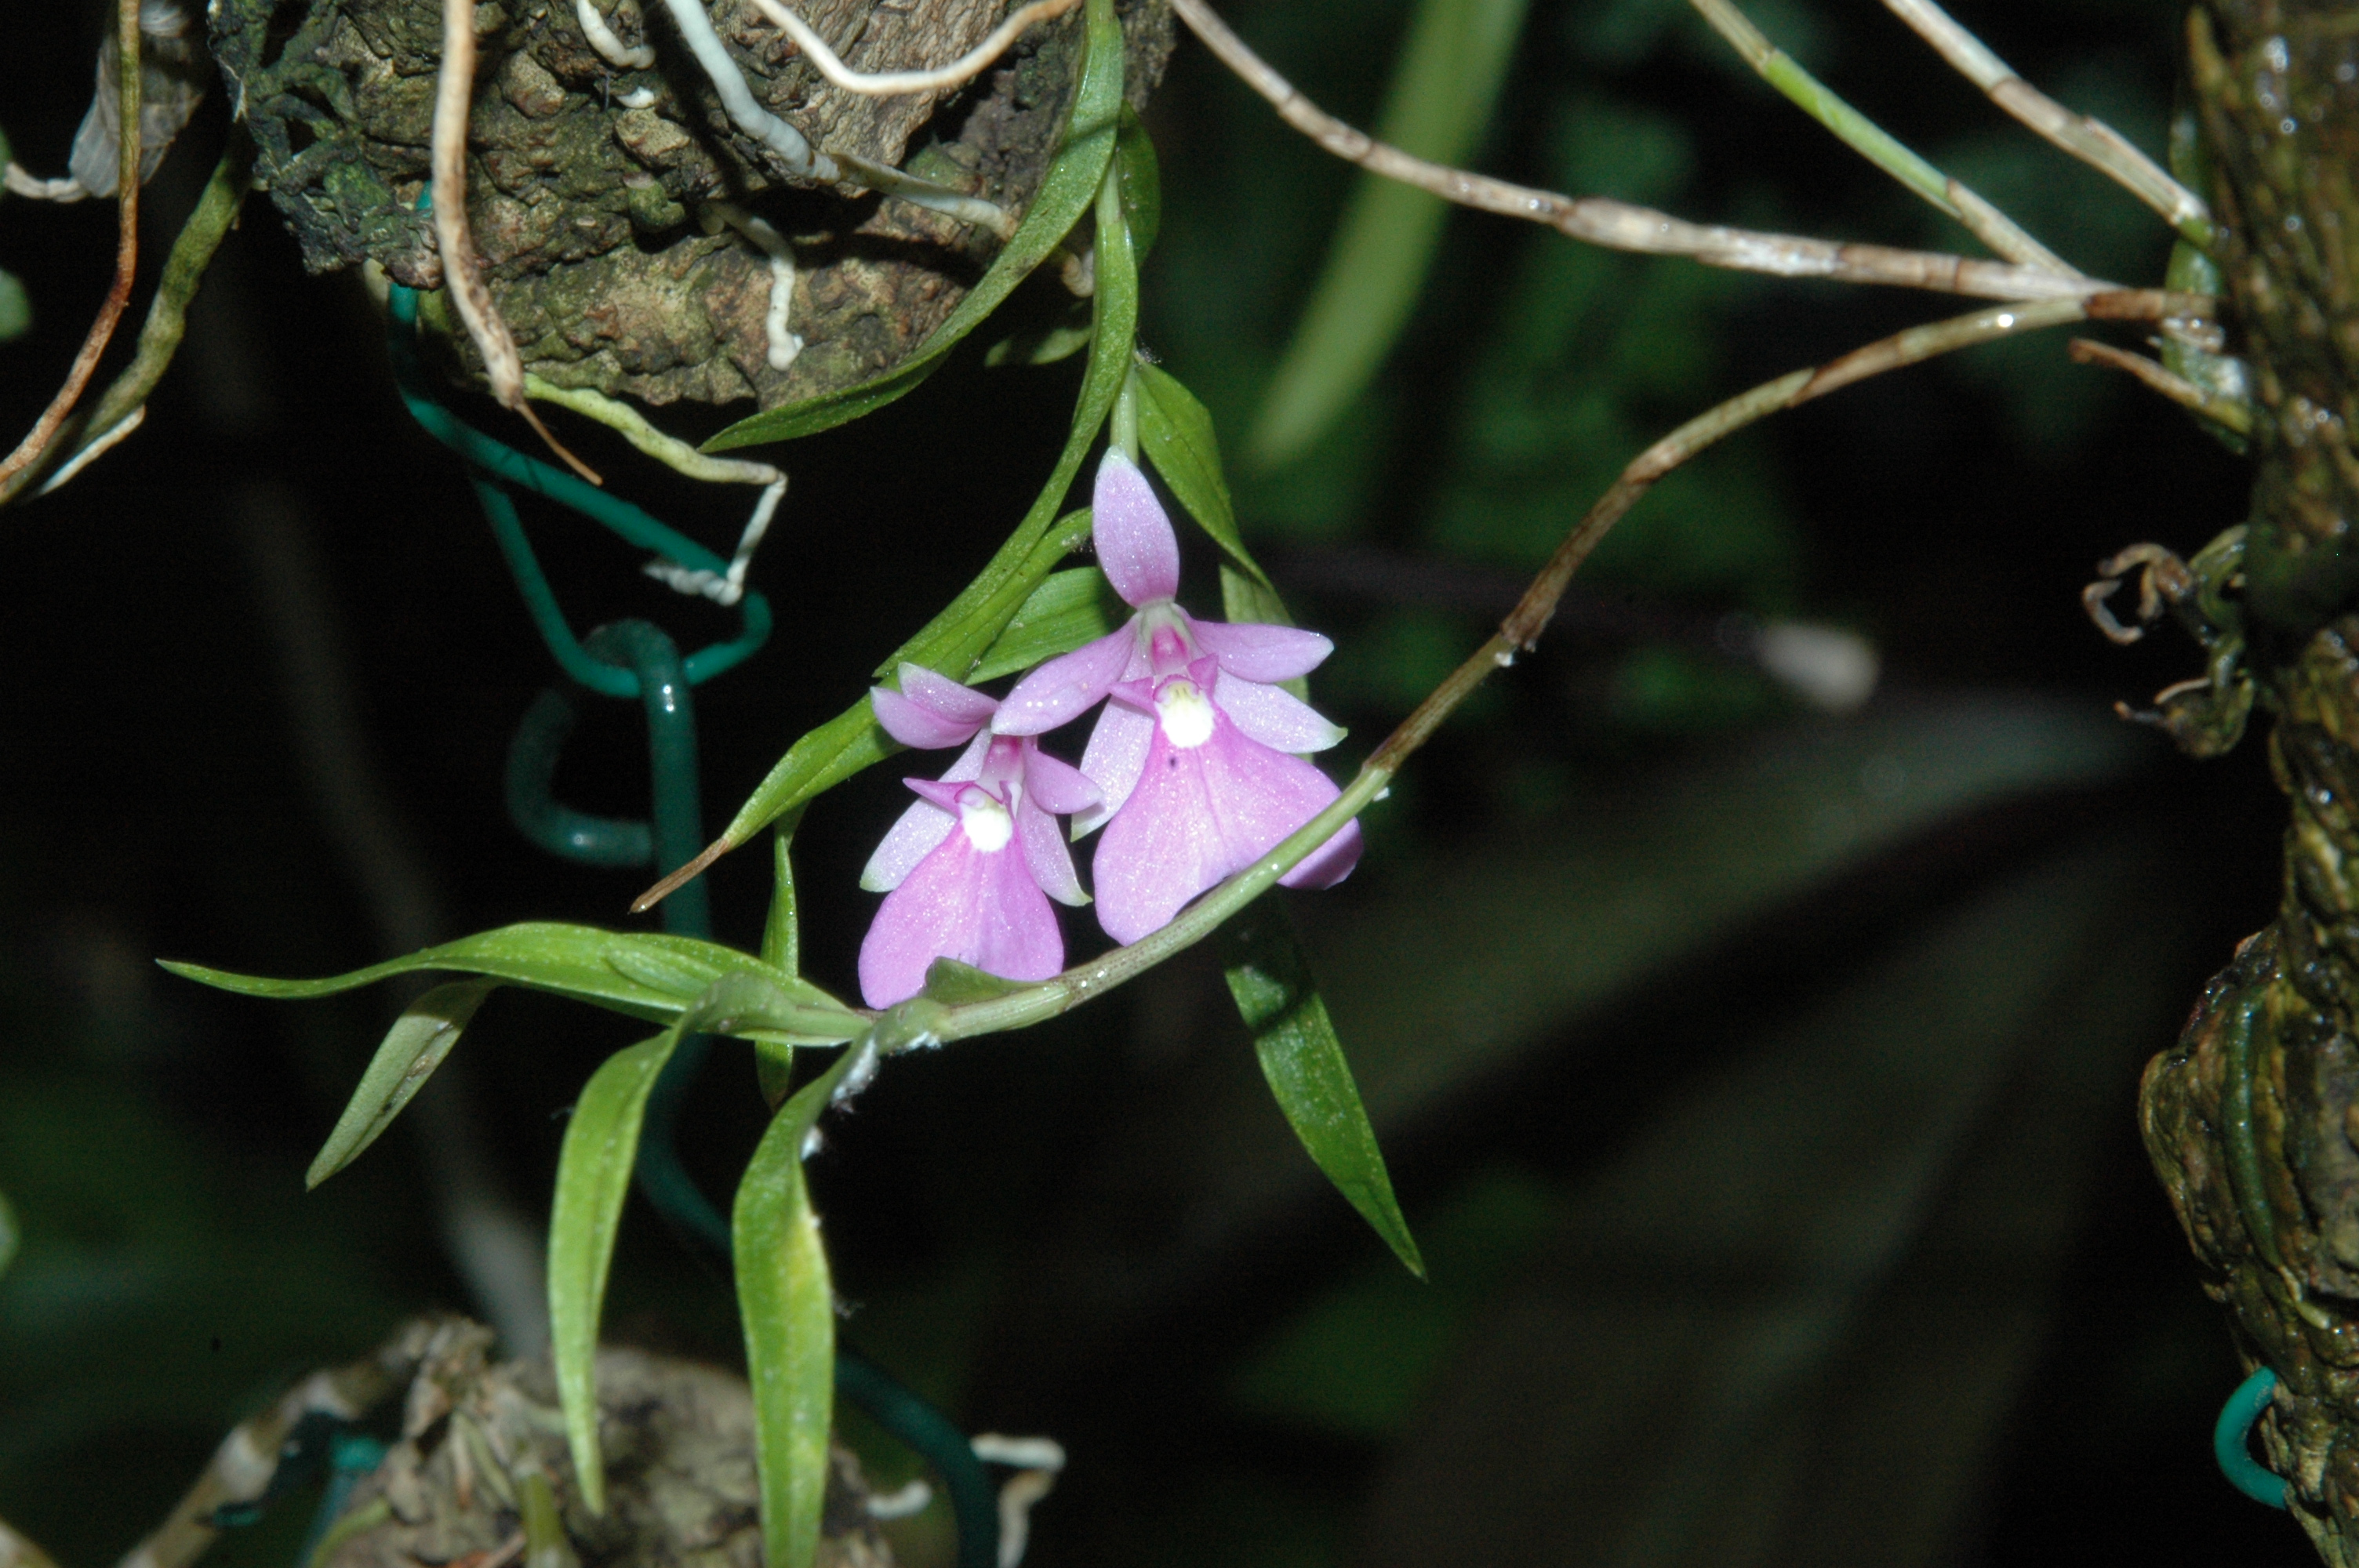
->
xmin=1879 ymin=0 xmax=2212 ymax=245
xmin=437 ymin=0 xmax=603 ymax=485
xmin=1169 ymin=0 xmax=2158 ymax=306
xmin=0 ymin=0 xmax=144 ymax=501
xmin=745 ymin=0 xmax=1081 ymax=96
xmin=2082 ymin=542 xmax=2191 ymax=644
xmin=2067 ymin=336 xmax=2251 ymax=435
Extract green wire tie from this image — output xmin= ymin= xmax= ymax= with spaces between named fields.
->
xmin=381 ymin=270 xmax=1004 ymax=1568
xmin=2216 ymin=1365 xmax=2290 ymax=1508
xmin=383 ymin=280 xmax=772 ymax=697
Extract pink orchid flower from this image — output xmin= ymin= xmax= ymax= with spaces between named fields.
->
xmin=857 ymin=664 xmax=1099 ymax=1007
xmin=994 ymin=450 xmax=1361 ymax=944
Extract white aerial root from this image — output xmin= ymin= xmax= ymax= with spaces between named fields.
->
xmin=650 ymin=0 xmax=1014 ymax=235
xmin=865 ymin=1479 xmax=935 ymax=1520
xmin=574 ymin=0 xmax=655 ymax=69
xmin=969 ymin=1435 xmax=1066 ymax=1568
xmin=3 ymin=167 xmax=87 ymax=201
xmin=434 ymin=0 xmax=602 ymax=483
xmin=35 ymin=406 xmax=143 ymax=494
xmin=743 ymin=0 xmax=1081 ymax=96
xmin=518 ymin=373 xmax=788 ymax=606
xmin=643 ymin=478 xmax=786 ymax=605
xmin=708 ymin=201 xmax=805 ymax=372
xmin=652 ymin=0 xmax=833 ymax=175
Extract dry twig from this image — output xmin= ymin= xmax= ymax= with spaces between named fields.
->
xmin=1168 ymin=0 xmax=2131 ymax=303
xmin=0 ymin=0 xmax=144 ymax=501
xmin=1880 ymin=0 xmax=2212 ymax=245
xmin=433 ymin=0 xmax=602 ymax=485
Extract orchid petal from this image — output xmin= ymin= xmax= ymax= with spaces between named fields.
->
xmin=874 ymin=684 xmax=984 ymax=751
xmin=1092 ymin=451 xmax=1181 ymax=606
xmin=1092 ymin=711 xmax=1355 ymax=945
xmin=994 ymin=625 xmax=1134 ymax=736
xmin=1190 ymin=619 xmax=1333 ymax=681
xmin=857 ymin=826 xmax=1064 ymax=1007
xmin=1215 ymin=677 xmax=1347 ymax=753
xmin=1018 ymin=793 xmax=1089 ymax=906
xmin=1021 ymin=747 xmax=1102 ymax=816
xmin=899 ymin=662 xmax=998 ymax=727
xmin=858 ymin=731 xmax=989 ymax=891
xmin=1070 ymin=699 xmax=1154 ymax=838
xmin=903 ymin=777 xmax=971 ymax=813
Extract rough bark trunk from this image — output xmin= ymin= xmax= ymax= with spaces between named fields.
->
xmin=213 ymin=0 xmax=1169 ymax=409
xmin=2141 ymin=5 xmax=2359 ymax=1563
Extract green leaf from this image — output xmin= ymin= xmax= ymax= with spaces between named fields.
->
xmin=714 ymin=106 xmax=1141 ymax=850
xmin=0 ymin=268 xmax=29 ymax=344
xmin=736 ymin=1039 xmax=873 ymax=1568
xmin=1219 ymin=563 xmax=1294 ymax=629
xmin=969 ymin=564 xmax=1114 ymax=682
xmin=1117 ymin=103 xmax=1161 ymax=261
xmin=161 ymin=925 xmax=861 ymax=1044
xmin=1248 ymin=0 xmax=1529 ymax=467
xmin=704 ymin=0 xmax=1129 ymax=452
xmin=551 ymin=1029 xmax=685 ymax=1512
xmin=758 ymin=818 xmax=805 ymax=1109
xmin=921 ymin=957 xmax=1029 ymax=1006
xmin=761 ymin=810 xmax=805 ymax=977
xmin=306 ymin=980 xmax=497 ymax=1189
xmin=0 ymin=1189 xmax=16 ymax=1282
xmin=985 ymin=310 xmax=1095 ymax=368
xmin=1222 ymin=904 xmax=1423 ymax=1277
xmin=1136 ymin=362 xmax=1274 ymax=592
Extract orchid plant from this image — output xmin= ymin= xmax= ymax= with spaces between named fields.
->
xmin=71 ymin=0 xmax=2241 ymax=1555
xmin=157 ymin=8 xmax=1427 ymax=1563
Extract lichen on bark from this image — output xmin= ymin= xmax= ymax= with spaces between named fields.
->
xmin=212 ymin=0 xmax=1171 ymax=408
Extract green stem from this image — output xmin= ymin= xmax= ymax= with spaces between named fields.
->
xmin=907 ymin=294 xmax=2094 ymax=1048
xmin=1690 ymin=0 xmax=1953 ymax=214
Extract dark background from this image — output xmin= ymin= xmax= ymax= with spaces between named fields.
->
xmin=0 ymin=0 xmax=2312 ymax=1564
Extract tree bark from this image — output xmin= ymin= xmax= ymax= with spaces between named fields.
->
xmin=2142 ymin=5 xmax=2359 ymax=1563
xmin=212 ymin=0 xmax=1170 ymax=409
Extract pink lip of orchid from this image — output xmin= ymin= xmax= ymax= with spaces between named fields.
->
xmin=993 ymin=450 xmax=1347 ymax=837
xmin=856 ymin=663 xmax=1100 ymax=1008
xmin=1090 ymin=655 xmax=1362 ymax=945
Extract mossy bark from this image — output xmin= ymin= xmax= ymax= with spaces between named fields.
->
xmin=213 ymin=0 xmax=1170 ymax=408
xmin=2142 ymin=5 xmax=2359 ymax=1563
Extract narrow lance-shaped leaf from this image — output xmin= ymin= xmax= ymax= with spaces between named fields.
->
xmin=706 ymin=509 xmax=1095 ymax=848
xmin=1136 ymin=361 xmax=1277 ymax=594
xmin=736 ymin=1037 xmax=874 ymax=1568
xmin=307 ymin=979 xmax=497 ymax=1189
xmin=160 ymin=925 xmax=862 ymax=1044
xmin=1222 ymin=904 xmax=1424 ymax=1276
xmin=551 ymin=1028 xmax=686 ymax=1513
xmin=704 ymin=0 xmax=1129 ymax=452
xmin=1116 ymin=102 xmax=1161 ymax=260
xmin=711 ymin=2 xmax=1141 ymax=853
xmin=969 ymin=564 xmax=1114 ymax=683
xmin=758 ymin=811 xmax=806 ymax=1109
xmin=552 ymin=968 xmax=857 ymax=1510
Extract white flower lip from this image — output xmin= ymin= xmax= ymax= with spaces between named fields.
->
xmin=1155 ymin=680 xmax=1217 ymax=749
xmin=958 ymin=789 xmax=1016 ymax=853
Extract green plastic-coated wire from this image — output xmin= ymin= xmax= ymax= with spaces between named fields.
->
xmin=2216 ymin=1366 xmax=2290 ymax=1508
xmin=384 ymin=281 xmax=772 ymax=695
xmin=503 ymin=622 xmax=1004 ymax=1568
xmin=385 ymin=260 xmax=1009 ymax=1565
